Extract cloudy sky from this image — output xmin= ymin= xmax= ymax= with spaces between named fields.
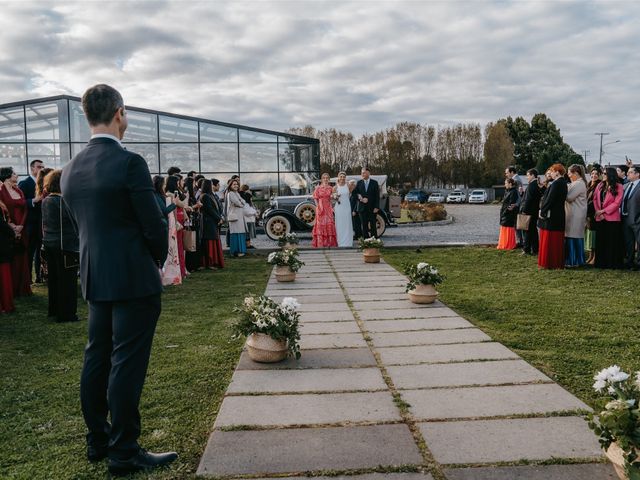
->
xmin=1 ymin=0 xmax=638 ymax=163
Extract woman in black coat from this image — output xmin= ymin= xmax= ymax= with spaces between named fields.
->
xmin=200 ymin=179 xmax=224 ymax=269
xmin=519 ymin=168 xmax=542 ymax=255
xmin=497 ymin=178 xmax=519 ymax=250
xmin=537 ymin=163 xmax=568 ymax=269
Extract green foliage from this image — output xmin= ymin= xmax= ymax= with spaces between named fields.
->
xmin=276 ymin=232 xmax=300 ymax=247
xmin=358 ymin=237 xmax=384 ymax=249
xmin=403 ymin=262 xmax=444 ymax=292
xmin=266 ymin=248 xmax=305 ymax=272
xmin=232 ymin=295 xmax=301 ymax=359
xmin=483 ymin=122 xmax=515 ymax=186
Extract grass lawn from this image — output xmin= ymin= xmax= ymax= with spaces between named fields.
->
xmin=384 ymin=247 xmax=640 ymax=408
xmin=0 ymin=254 xmax=271 ymax=480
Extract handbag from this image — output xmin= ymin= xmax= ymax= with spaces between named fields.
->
xmin=60 ymin=197 xmax=79 ymax=269
xmin=183 ymin=230 xmax=197 ymax=252
xmin=516 ymin=213 xmax=531 ymax=230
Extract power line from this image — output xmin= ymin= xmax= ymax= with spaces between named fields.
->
xmin=582 ymin=150 xmax=590 ymax=164
xmin=594 ymin=132 xmax=609 ymax=163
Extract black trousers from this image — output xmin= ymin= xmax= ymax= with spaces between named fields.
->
xmin=522 ymin=217 xmax=539 ymax=254
xmin=80 ymin=294 xmax=161 ymax=459
xmin=360 ymin=210 xmax=377 ymax=238
xmin=28 ymin=229 xmax=42 ymax=281
xmin=44 ymin=246 xmax=78 ymax=321
xmin=622 ymin=218 xmax=639 ymax=267
xmin=352 ymin=212 xmax=362 ymax=239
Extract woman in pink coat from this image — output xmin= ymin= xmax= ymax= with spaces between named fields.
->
xmin=593 ymin=167 xmax=624 ymax=269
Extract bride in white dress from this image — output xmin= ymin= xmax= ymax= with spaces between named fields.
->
xmin=333 ymin=172 xmax=354 ymax=247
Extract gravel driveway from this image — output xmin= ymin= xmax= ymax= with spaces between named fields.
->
xmin=252 ymin=204 xmax=500 ymax=249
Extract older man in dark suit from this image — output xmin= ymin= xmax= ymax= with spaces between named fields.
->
xmin=18 ymin=159 xmax=44 ymax=282
xmin=61 ymin=84 xmax=177 ymax=476
xmin=622 ymin=165 xmax=640 ymax=269
xmin=354 ymin=166 xmax=380 ymax=238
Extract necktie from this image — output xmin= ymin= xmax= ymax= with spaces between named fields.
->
xmin=365 ymin=180 xmax=369 ymax=191
xmin=622 ymin=183 xmax=635 ymax=215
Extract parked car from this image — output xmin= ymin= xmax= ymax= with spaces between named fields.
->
xmin=428 ymin=192 xmax=445 ymax=203
xmin=261 ymin=175 xmax=395 ymax=240
xmin=404 ymin=189 xmax=429 ymax=203
xmin=468 ymin=189 xmax=488 ymax=204
xmin=446 ymin=190 xmax=467 ymax=203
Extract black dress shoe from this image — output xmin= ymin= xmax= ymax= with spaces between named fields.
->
xmin=87 ymin=445 xmax=108 ymax=462
xmin=108 ymin=449 xmax=178 ymax=476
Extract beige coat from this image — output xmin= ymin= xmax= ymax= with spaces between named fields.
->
xmin=565 ymin=180 xmax=587 ymax=238
xmin=226 ymin=190 xmax=247 ymax=234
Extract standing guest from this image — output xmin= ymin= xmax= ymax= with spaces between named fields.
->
xmin=0 ymin=199 xmax=15 ymax=314
xmin=585 ymin=166 xmax=603 ymax=265
xmin=60 ymin=84 xmax=176 ymax=475
xmin=505 ymin=166 xmax=523 ymax=246
xmin=593 ymin=167 xmax=625 ymax=269
xmin=355 ymin=167 xmax=380 ymax=238
xmin=223 ymin=174 xmax=240 ymax=247
xmin=226 ymin=179 xmax=248 ymax=257
xmin=240 ymin=184 xmax=257 ymax=249
xmin=538 ymin=163 xmax=569 ymax=270
xmin=621 ymin=165 xmax=640 ymax=269
xmin=18 ymin=159 xmax=44 ymax=283
xmin=184 ymin=177 xmax=202 ymax=272
xmin=161 ymin=176 xmax=183 ymax=285
xmin=152 ymin=176 xmax=177 ymax=218
xmin=41 ymin=170 xmax=79 ymax=322
xmin=167 ymin=166 xmax=181 ymax=176
xmin=617 ymin=165 xmax=629 ymax=185
xmin=35 ymin=167 xmax=54 ymax=282
xmin=165 ymin=175 xmax=189 ymax=279
xmin=0 ymin=167 xmax=32 ymax=296
xmin=334 ymin=172 xmax=354 ymax=247
xmin=497 ymin=178 xmax=518 ymax=250
xmin=519 ymin=168 xmax=542 ymax=255
xmin=348 ymin=179 xmax=362 ymax=239
xmin=564 ymin=164 xmax=588 ymax=267
xmin=200 ymin=179 xmax=224 ymax=269
xmin=312 ymin=173 xmax=338 ymax=248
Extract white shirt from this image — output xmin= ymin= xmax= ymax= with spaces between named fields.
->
xmin=91 ymin=133 xmax=122 ymax=146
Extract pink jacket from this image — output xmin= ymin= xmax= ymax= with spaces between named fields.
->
xmin=593 ymin=182 xmax=624 ymax=222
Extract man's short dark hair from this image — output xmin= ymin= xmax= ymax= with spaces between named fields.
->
xmin=195 ymin=174 xmax=204 ymax=182
xmin=629 ymin=166 xmax=639 ymax=176
xmin=82 ymin=84 xmax=124 ymax=126
xmin=211 ymin=178 xmax=220 ymax=187
xmin=187 ymin=171 xmax=196 ymax=178
xmin=506 ymin=166 xmax=517 ymax=174
xmin=167 ymin=167 xmax=181 ymax=176
xmin=526 ymin=168 xmax=538 ymax=177
xmin=618 ymin=165 xmax=629 ymax=175
xmin=361 ymin=166 xmax=370 ymax=172
xmin=30 ymin=159 xmax=43 ymax=168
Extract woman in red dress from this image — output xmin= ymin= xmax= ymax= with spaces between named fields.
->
xmin=538 ymin=164 xmax=569 ymax=269
xmin=0 ymin=167 xmax=32 ymax=296
xmin=312 ymin=173 xmax=338 ymax=248
xmin=0 ymin=198 xmax=15 ymax=313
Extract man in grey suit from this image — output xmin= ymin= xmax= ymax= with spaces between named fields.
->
xmin=61 ymin=85 xmax=177 ymax=475
xmin=621 ymin=165 xmax=640 ymax=270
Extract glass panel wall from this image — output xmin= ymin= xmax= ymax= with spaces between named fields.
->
xmin=124 ymin=143 xmax=160 ymax=174
xmin=239 ymin=129 xmax=277 ymax=142
xmin=25 ymin=100 xmax=69 ymax=141
xmin=239 ymin=172 xmax=279 ymax=201
xmin=0 ymin=144 xmax=27 ymax=174
xmin=69 ymin=100 xmax=91 ymax=142
xmin=200 ymin=122 xmax=237 ymax=142
xmin=159 ymin=115 xmax=198 ymax=142
xmin=159 ymin=143 xmax=199 ymax=173
xmin=200 ymin=143 xmax=238 ymax=172
xmin=239 ymin=143 xmax=278 ymax=172
xmin=0 ymin=106 xmax=25 ymax=141
xmin=27 ymin=143 xmax=71 ymax=169
xmin=122 ymin=110 xmax=158 ymax=143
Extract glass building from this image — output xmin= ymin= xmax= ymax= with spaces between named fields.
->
xmin=0 ymin=95 xmax=320 ymax=200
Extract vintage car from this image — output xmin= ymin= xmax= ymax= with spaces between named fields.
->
xmin=261 ymin=175 xmax=395 ymax=241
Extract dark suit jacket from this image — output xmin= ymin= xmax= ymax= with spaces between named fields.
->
xmin=520 ymin=181 xmax=542 ymax=217
xmin=354 ymin=179 xmax=380 ymax=213
xmin=622 ymin=182 xmax=640 ymax=232
xmin=537 ymin=177 xmax=568 ymax=231
xmin=17 ymin=176 xmax=40 ymax=235
xmin=201 ymin=193 xmax=222 ymax=240
xmin=60 ymin=137 xmax=168 ymax=302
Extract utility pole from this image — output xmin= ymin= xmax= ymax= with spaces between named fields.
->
xmin=595 ymin=132 xmax=609 ymax=163
xmin=582 ymin=150 xmax=590 ymax=164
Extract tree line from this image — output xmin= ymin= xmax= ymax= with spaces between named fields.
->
xmin=287 ymin=113 xmax=584 ymax=189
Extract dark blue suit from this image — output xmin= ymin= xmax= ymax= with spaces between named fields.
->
xmin=18 ymin=175 xmax=41 ymax=280
xmin=61 ymin=137 xmax=168 ymax=459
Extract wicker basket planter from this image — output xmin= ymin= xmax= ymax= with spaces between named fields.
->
xmin=275 ymin=265 xmax=296 ymax=282
xmin=246 ymin=333 xmax=288 ymax=363
xmin=363 ymin=248 xmax=381 ymax=263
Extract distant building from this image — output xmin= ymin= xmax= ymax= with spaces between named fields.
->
xmin=0 ymin=95 xmax=320 ymax=200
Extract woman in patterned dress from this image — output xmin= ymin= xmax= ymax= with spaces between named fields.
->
xmin=312 ymin=173 xmax=337 ymax=248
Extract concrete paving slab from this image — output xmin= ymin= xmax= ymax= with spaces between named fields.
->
xmin=265 ymin=288 xmax=343 ymax=296
xmin=266 ymin=282 xmax=340 ymax=290
xmin=251 ymin=475 xmax=434 ymax=480
xmin=387 ymin=360 xmax=550 ymax=389
xmin=296 ymin=301 xmax=351 ymax=312
xmin=359 ymin=307 xmax=459 ymax=320
xmin=300 ymin=321 xmax=361 ymax=334
xmin=371 ymin=329 xmax=491 ymax=347
xmin=418 ymin=417 xmax=602 ymax=464
xmin=443 ymin=464 xmax=616 ymax=480
xmin=236 ymin=348 xmax=376 ymax=370
xmin=349 ymin=293 xmax=409 ymax=302
xmin=403 ymin=383 xmax=590 ymax=420
xmin=301 ymin=333 xmax=368 ymax=349
xmin=341 ymin=281 xmax=407 ymax=288
xmin=271 ymin=295 xmax=347 ymax=304
xmin=354 ymin=300 xmax=449 ymax=310
xmin=227 ymin=367 xmax=387 ymax=393
xmin=197 ymin=424 xmax=423 ymax=476
xmin=377 ymin=342 xmax=520 ymax=365
xmin=300 ymin=310 xmax=355 ymax=322
xmin=364 ymin=318 xmax=473 ymax=332
xmin=214 ymin=391 xmax=401 ymax=428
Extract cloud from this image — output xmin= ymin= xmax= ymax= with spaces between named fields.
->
xmin=0 ymin=0 xmax=639 ymax=162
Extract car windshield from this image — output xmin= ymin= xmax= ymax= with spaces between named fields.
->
xmin=471 ymin=190 xmax=484 ymax=195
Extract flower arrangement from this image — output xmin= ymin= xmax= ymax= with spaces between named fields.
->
xmin=358 ymin=237 xmax=383 ymax=249
xmin=267 ymin=248 xmax=305 ymax=272
xmin=232 ymin=295 xmax=301 ymax=359
xmin=403 ymin=262 xmax=444 ymax=292
xmin=588 ymin=365 xmax=640 ymax=478
xmin=277 ymin=232 xmax=300 ymax=247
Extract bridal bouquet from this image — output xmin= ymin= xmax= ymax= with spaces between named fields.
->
xmin=267 ymin=248 xmax=305 ymax=272
xmin=232 ymin=295 xmax=301 ymax=359
xmin=587 ymin=365 xmax=640 ymax=479
xmin=358 ymin=237 xmax=383 ymax=249
xmin=403 ymin=262 xmax=444 ymax=292
xmin=331 ymin=191 xmax=341 ymax=205
xmin=277 ymin=232 xmax=300 ymax=247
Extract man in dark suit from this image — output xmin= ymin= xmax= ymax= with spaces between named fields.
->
xmin=60 ymin=84 xmax=177 ymax=476
xmin=18 ymin=159 xmax=44 ymax=282
xmin=621 ymin=165 xmax=640 ymax=269
xmin=519 ymin=168 xmax=542 ymax=255
xmin=354 ymin=166 xmax=380 ymax=238
xmin=348 ymin=179 xmax=362 ymax=239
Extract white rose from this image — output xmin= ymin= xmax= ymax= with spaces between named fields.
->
xmin=268 ymin=252 xmax=277 ymax=262
xmin=281 ymin=297 xmax=301 ymax=310
xmin=593 ymin=379 xmax=606 ymax=392
xmin=594 ymin=368 xmax=610 ymax=382
xmin=611 ymin=371 xmax=630 ymax=383
xmin=417 ymin=262 xmax=427 ymax=270
xmin=244 ymin=297 xmax=255 ymax=308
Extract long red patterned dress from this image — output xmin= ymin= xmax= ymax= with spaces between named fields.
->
xmin=312 ymin=185 xmax=337 ymax=248
xmin=0 ymin=185 xmax=32 ymax=296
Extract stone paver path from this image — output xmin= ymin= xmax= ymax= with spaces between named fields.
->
xmin=198 ymin=251 xmax=614 ymax=479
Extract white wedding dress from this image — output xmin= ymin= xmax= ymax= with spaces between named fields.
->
xmin=334 ymin=184 xmax=354 ymax=247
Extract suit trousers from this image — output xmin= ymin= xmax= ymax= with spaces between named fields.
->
xmin=360 ymin=209 xmax=377 ymax=238
xmin=80 ymin=294 xmax=161 ymax=459
xmin=28 ymin=228 xmax=42 ymax=281
xmin=352 ymin=212 xmax=362 ymax=239
xmin=622 ymin=218 xmax=639 ymax=267
xmin=522 ymin=217 xmax=539 ymax=254
xmin=44 ymin=246 xmax=78 ymax=321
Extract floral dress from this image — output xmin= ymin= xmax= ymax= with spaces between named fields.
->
xmin=312 ymin=185 xmax=337 ymax=248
